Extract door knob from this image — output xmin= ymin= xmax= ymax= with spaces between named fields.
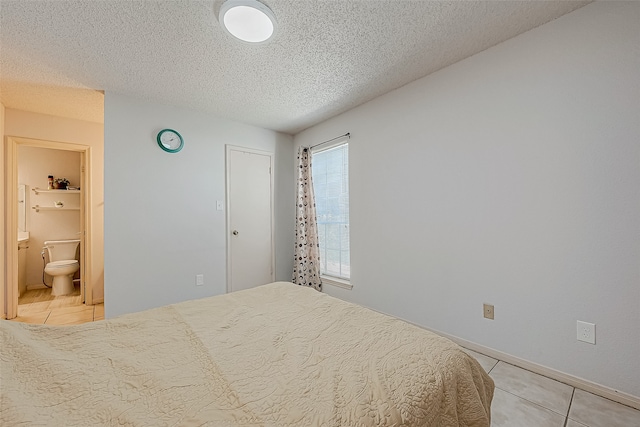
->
xmin=232 ymin=230 xmax=239 ymax=235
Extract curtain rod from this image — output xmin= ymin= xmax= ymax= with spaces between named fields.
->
xmin=308 ymin=132 xmax=350 ymax=150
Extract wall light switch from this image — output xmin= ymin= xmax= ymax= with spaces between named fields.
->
xmin=196 ymin=274 xmax=204 ymax=286
xmin=216 ymin=200 xmax=224 ymax=211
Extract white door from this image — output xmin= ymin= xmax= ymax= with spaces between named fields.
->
xmin=227 ymin=146 xmax=274 ymax=292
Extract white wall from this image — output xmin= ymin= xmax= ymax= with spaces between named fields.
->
xmin=104 ymin=93 xmax=294 ymax=318
xmin=18 ymin=146 xmax=81 ymax=287
xmin=4 ymin=109 xmax=105 ymax=303
xmin=294 ymin=2 xmax=640 ymax=398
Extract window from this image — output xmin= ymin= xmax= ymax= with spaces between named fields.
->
xmin=312 ymin=141 xmax=350 ymax=285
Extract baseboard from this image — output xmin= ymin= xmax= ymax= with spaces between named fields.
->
xmin=26 ymin=283 xmax=47 ymax=290
xmin=424 ymin=325 xmax=640 ymax=411
xmin=91 ymin=297 xmax=104 ymax=304
xmin=361 ymin=303 xmax=640 ymax=410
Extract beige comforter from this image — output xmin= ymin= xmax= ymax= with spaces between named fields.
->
xmin=1 ymin=282 xmax=493 ymax=426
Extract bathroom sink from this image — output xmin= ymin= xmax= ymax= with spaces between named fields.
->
xmin=18 ymin=231 xmax=29 ymax=242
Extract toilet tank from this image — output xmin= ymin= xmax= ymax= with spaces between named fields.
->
xmin=44 ymin=239 xmax=80 ymax=261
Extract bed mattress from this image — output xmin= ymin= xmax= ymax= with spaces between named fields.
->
xmin=1 ymin=281 xmax=493 ymax=426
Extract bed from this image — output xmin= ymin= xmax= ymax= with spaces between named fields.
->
xmin=1 ymin=281 xmax=493 ymax=426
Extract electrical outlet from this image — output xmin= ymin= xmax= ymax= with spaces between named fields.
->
xmin=196 ymin=274 xmax=204 ymax=286
xmin=483 ymin=303 xmax=494 ymax=320
xmin=577 ymin=320 xmax=595 ymax=344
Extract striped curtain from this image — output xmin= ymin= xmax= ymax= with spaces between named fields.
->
xmin=292 ymin=147 xmax=322 ymax=291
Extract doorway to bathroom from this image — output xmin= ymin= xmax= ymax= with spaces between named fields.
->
xmin=5 ymin=136 xmax=94 ymax=320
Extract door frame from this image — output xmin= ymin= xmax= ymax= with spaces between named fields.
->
xmin=225 ymin=145 xmax=275 ymax=293
xmin=4 ymin=136 xmax=92 ymax=319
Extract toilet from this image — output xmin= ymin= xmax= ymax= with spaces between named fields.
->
xmin=44 ymin=239 xmax=80 ymax=296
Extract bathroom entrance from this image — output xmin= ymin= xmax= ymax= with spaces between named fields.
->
xmin=4 ymin=136 xmax=94 ymax=320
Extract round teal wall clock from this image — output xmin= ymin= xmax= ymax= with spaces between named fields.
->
xmin=157 ymin=129 xmax=184 ymax=153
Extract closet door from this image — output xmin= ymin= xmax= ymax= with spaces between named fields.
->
xmin=226 ymin=146 xmax=274 ymax=292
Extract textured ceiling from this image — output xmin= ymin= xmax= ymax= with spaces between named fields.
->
xmin=0 ymin=0 xmax=590 ymax=134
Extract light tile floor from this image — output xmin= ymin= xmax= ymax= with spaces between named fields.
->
xmin=464 ymin=349 xmax=640 ymax=427
xmin=12 ymin=286 xmax=104 ymax=325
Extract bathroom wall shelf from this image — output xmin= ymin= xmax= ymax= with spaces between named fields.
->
xmin=32 ymin=187 xmax=80 ymax=194
xmin=32 ymin=205 xmax=80 ymax=213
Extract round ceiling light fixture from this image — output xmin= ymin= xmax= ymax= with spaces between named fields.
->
xmin=219 ymin=0 xmax=276 ymax=44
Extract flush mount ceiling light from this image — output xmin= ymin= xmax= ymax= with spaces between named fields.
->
xmin=219 ymin=0 xmax=276 ymax=44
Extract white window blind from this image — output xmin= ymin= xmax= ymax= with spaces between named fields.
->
xmin=312 ymin=142 xmax=350 ymax=281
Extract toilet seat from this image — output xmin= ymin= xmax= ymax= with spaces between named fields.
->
xmin=44 ymin=259 xmax=79 ymax=296
xmin=46 ymin=260 xmax=79 ymax=269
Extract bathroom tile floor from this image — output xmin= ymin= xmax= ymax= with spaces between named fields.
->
xmin=12 ymin=286 xmax=104 ymax=325
xmin=463 ymin=349 xmax=640 ymax=427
